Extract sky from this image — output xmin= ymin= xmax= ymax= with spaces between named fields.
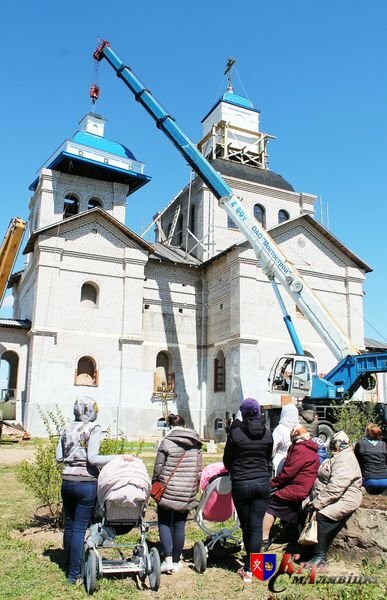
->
xmin=1 ymin=0 xmax=387 ymax=342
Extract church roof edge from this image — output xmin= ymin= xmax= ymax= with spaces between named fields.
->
xmin=23 ymin=208 xmax=153 ymax=255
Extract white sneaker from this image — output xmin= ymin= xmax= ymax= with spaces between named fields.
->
xmin=172 ymin=562 xmax=181 ymax=572
xmin=160 ymin=560 xmax=173 ymax=573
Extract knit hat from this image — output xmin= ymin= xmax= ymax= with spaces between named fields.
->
xmin=240 ymin=398 xmax=260 ymax=419
xmin=330 ymin=430 xmax=350 ymax=452
xmin=73 ymin=396 xmax=99 ymax=423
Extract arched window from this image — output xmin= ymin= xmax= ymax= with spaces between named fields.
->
xmin=75 ymin=356 xmax=98 ymax=386
xmin=0 ymin=350 xmax=19 ymax=401
xmin=214 ymin=349 xmax=225 ymax=392
xmin=63 ymin=193 xmax=80 ymax=219
xmin=189 ymin=205 xmax=196 ymax=237
xmin=80 ymin=282 xmax=99 ymax=307
xmin=88 ymin=197 xmax=103 ymax=210
xmin=254 ymin=204 xmax=266 ymax=228
xmin=154 ymin=350 xmax=175 ymax=393
xmin=278 ymin=209 xmax=289 ymax=224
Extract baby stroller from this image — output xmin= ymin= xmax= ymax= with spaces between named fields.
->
xmin=83 ymin=457 xmax=161 ymax=594
xmin=193 ymin=462 xmax=240 ymax=573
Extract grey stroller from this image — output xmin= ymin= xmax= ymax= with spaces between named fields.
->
xmin=83 ymin=498 xmax=160 ymax=594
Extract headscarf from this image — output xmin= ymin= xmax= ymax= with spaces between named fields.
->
xmin=330 ymin=431 xmax=350 ymax=453
xmin=290 ymin=425 xmax=310 ymax=444
xmin=279 ymin=403 xmax=299 ymax=429
xmin=240 ymin=397 xmax=260 ymax=419
xmin=73 ymin=396 xmax=99 ymax=423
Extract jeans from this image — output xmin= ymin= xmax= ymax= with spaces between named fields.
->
xmin=61 ymin=479 xmax=97 ymax=582
xmin=157 ymin=506 xmax=188 ymax=563
xmin=363 ymin=478 xmax=387 ymax=494
xmin=232 ymin=477 xmax=271 ymax=571
xmin=314 ymin=512 xmax=347 ymax=556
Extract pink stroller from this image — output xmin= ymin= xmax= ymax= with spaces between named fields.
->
xmin=193 ymin=462 xmax=240 ymax=573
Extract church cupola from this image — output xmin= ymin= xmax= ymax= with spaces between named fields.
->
xmin=27 ymin=112 xmax=151 ymax=231
xmin=79 ymin=112 xmax=106 ymax=137
xmin=198 ymin=59 xmax=274 ymax=169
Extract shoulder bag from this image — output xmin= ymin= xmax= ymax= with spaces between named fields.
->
xmin=151 ymin=450 xmax=186 ymax=502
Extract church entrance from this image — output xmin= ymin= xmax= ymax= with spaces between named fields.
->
xmin=0 ymin=350 xmax=19 ymax=420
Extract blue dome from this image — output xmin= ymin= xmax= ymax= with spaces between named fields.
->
xmin=222 ymin=91 xmax=254 ymax=109
xmin=72 ymin=130 xmax=137 ymax=160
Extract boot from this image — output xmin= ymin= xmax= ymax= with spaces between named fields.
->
xmin=308 ymin=552 xmax=327 ymax=566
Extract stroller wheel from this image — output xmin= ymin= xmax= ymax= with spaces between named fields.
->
xmin=148 ymin=547 xmax=161 ymax=591
xmin=193 ymin=541 xmax=207 ymax=573
xmin=85 ymin=548 xmax=98 ymax=595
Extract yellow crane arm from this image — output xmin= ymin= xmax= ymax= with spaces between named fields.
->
xmin=0 ymin=218 xmax=27 ymax=307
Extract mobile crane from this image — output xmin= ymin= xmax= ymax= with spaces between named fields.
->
xmin=93 ymin=41 xmax=387 ymax=406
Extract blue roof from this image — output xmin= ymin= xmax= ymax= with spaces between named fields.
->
xmin=72 ymin=130 xmax=137 ymax=160
xmin=201 ymin=91 xmax=260 ymax=123
xmin=222 ymin=91 xmax=254 ymax=109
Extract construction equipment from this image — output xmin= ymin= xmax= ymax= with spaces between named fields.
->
xmin=93 ymin=41 xmax=387 ymax=404
xmin=0 ymin=218 xmax=27 ymax=307
xmin=0 ymin=217 xmax=27 ymax=441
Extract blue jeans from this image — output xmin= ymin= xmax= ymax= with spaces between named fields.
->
xmin=61 ymin=479 xmax=97 ymax=582
xmin=157 ymin=506 xmax=188 ymax=562
xmin=363 ymin=478 xmax=387 ymax=494
xmin=232 ymin=477 xmax=271 ymax=571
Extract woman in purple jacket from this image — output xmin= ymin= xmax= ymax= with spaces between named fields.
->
xmin=262 ymin=425 xmax=320 ymax=547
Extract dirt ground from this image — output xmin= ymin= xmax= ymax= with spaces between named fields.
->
xmin=0 ymin=444 xmax=36 ymax=465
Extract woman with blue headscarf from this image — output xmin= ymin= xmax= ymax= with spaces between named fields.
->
xmin=56 ymin=396 xmax=118 ymax=584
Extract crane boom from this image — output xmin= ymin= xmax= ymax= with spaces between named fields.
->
xmin=94 ymin=41 xmax=387 ymax=403
xmin=94 ymin=41 xmax=357 ymax=361
xmin=0 ymin=218 xmax=26 ymax=307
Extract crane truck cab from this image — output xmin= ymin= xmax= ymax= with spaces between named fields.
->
xmin=269 ymin=353 xmax=317 ymax=398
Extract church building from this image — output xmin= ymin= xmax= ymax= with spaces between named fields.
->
xmin=0 ymin=83 xmax=372 ymax=438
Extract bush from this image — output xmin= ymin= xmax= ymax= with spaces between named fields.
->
xmin=99 ymin=429 xmax=145 ymax=457
xmin=17 ymin=438 xmax=62 ymax=521
xmin=333 ymin=402 xmax=377 ymax=443
xmin=99 ymin=428 xmax=127 ymax=455
xmin=16 ymin=405 xmax=65 ymax=522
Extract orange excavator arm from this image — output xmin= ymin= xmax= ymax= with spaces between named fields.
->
xmin=0 ymin=218 xmax=27 ymax=307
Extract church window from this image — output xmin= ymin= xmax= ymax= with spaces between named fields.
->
xmin=81 ymin=282 xmax=99 ymax=307
xmin=88 ymin=197 xmax=103 ymax=210
xmin=253 ymin=204 xmax=266 ymax=228
xmin=278 ymin=209 xmax=289 ymax=224
xmin=214 ymin=349 xmax=225 ymax=392
xmin=154 ymin=350 xmax=175 ymax=394
xmin=189 ymin=205 xmax=196 ymax=237
xmin=0 ymin=350 xmax=19 ymax=401
xmin=227 ymin=215 xmax=238 ymax=229
xmin=75 ymin=356 xmax=98 ymax=386
xmin=176 ymin=215 xmax=183 ymax=246
xmin=63 ymin=193 xmax=80 ymax=219
xmin=214 ymin=418 xmax=224 ymax=431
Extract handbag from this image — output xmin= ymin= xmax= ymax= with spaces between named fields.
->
xmin=298 ymin=510 xmax=318 ymax=545
xmin=150 ymin=481 xmax=165 ymax=502
xmin=151 ymin=450 xmax=187 ymax=503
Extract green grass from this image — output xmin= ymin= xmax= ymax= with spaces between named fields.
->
xmin=1 ymin=450 xmax=386 ymax=599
